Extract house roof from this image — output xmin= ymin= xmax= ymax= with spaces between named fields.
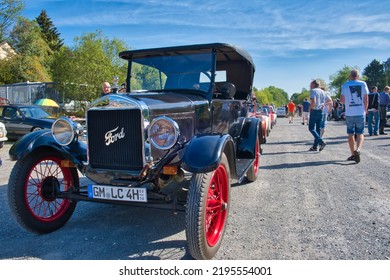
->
xmin=0 ymin=42 xmax=17 ymax=60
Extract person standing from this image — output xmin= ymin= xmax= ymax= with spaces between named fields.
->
xmin=378 ymin=86 xmax=390 ymax=135
xmin=101 ymin=82 xmax=111 ymax=96
xmin=320 ymin=87 xmax=333 ymax=137
xmin=340 ymin=69 xmax=368 ymax=163
xmin=367 ymin=86 xmax=380 ymax=136
xmin=308 ymin=79 xmax=327 ymax=151
xmin=287 ymin=100 xmax=296 ymax=124
xmin=302 ymin=98 xmax=310 ymax=125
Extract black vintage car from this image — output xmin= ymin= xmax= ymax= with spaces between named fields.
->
xmin=7 ymin=43 xmax=262 ymax=260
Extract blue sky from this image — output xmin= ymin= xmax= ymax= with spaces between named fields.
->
xmin=21 ymin=0 xmax=390 ymax=95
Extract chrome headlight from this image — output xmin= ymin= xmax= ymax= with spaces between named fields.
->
xmin=149 ymin=117 xmax=179 ymax=150
xmin=52 ymin=117 xmax=77 ymax=146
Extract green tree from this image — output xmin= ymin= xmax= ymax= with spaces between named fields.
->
xmin=51 ymin=31 xmax=128 ymax=101
xmin=291 ymin=88 xmax=310 ymax=105
xmin=255 ymin=86 xmax=289 ymax=107
xmin=8 ymin=17 xmax=52 ymax=82
xmin=36 ymin=10 xmax=64 ymax=52
xmin=382 ymin=58 xmax=390 ymax=87
xmin=0 ymin=0 xmax=24 ymax=42
xmin=329 ymin=65 xmax=358 ymax=98
xmin=363 ymin=59 xmax=385 ymax=90
xmin=0 ymin=55 xmax=17 ymax=83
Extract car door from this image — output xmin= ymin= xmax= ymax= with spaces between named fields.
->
xmin=1 ymin=106 xmax=31 ymax=139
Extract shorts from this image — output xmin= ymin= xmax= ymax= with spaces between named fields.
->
xmin=288 ymin=112 xmax=294 ymax=117
xmin=302 ymin=111 xmax=309 ymax=119
xmin=346 ymin=115 xmax=365 ymax=135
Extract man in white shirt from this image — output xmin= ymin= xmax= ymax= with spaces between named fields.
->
xmin=308 ymin=79 xmax=327 ymax=151
xmin=340 ymin=69 xmax=368 ymax=163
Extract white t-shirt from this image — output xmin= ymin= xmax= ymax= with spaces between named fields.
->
xmin=322 ymin=91 xmax=332 ymax=115
xmin=341 ymin=80 xmax=368 ymax=116
xmin=310 ymin=88 xmax=325 ymax=109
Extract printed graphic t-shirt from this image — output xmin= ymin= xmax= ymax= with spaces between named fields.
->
xmin=341 ymin=80 xmax=368 ymax=116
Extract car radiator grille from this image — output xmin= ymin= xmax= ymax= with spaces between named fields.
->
xmin=87 ymin=109 xmax=144 ymax=171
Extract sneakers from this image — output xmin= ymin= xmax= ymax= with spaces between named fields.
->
xmin=354 ymin=150 xmax=361 ymax=163
xmin=379 ymin=132 xmax=388 ymax=135
xmin=302 ymin=122 xmax=305 ymax=125
xmin=319 ymin=141 xmax=327 ymax=152
xmin=347 ymin=155 xmax=355 ymax=161
xmin=309 ymin=146 xmax=318 ymax=151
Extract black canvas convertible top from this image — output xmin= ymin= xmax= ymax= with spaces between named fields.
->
xmin=119 ymin=43 xmax=255 ymax=72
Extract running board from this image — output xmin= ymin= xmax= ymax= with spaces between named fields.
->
xmin=235 ymin=158 xmax=255 ymax=183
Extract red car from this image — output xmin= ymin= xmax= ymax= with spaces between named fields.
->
xmin=248 ymin=103 xmax=267 ymax=152
xmin=262 ymin=105 xmax=277 ymax=128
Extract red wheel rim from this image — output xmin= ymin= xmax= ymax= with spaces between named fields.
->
xmin=24 ymin=156 xmax=73 ymax=222
xmin=205 ymin=164 xmax=228 ymax=247
xmin=253 ymin=138 xmax=260 ymax=175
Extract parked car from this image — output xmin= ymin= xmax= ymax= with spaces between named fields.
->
xmin=263 ymin=105 xmax=277 ymax=127
xmin=0 ymin=121 xmax=7 ymax=166
xmin=276 ymin=106 xmax=287 ymax=118
xmin=0 ymin=104 xmax=83 ymax=140
xmin=259 ymin=106 xmax=272 ymax=135
xmin=386 ymin=104 xmax=390 ymax=127
xmin=62 ymin=100 xmax=90 ymax=112
xmin=7 ymin=43 xmax=262 ymax=260
xmin=0 ymin=104 xmax=56 ymax=140
xmin=248 ymin=103 xmax=267 ymax=151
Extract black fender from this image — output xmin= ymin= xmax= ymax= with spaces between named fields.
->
xmin=236 ymin=117 xmax=261 ymax=159
xmin=9 ymin=129 xmax=87 ymax=170
xmin=182 ymin=134 xmax=237 ymax=178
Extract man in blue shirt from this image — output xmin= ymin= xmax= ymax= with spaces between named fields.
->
xmin=378 ymin=86 xmax=390 ymax=135
xmin=302 ymin=98 xmax=310 ymax=125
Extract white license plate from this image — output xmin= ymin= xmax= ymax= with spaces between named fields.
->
xmin=88 ymin=185 xmax=147 ymax=202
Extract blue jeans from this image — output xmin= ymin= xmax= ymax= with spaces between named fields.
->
xmin=367 ymin=110 xmax=379 ymax=135
xmin=309 ymin=109 xmax=323 ymax=148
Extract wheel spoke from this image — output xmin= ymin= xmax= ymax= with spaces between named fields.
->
xmin=24 ymin=156 xmax=73 ymax=222
xmin=205 ymin=164 xmax=229 ymax=247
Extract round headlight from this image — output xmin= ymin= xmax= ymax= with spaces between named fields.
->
xmin=52 ymin=117 xmax=76 ymax=146
xmin=149 ymin=117 xmax=179 ymax=150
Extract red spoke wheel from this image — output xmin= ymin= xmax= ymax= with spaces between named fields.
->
xmin=246 ymin=136 xmax=260 ymax=182
xmin=8 ymin=150 xmax=78 ymax=233
xmin=186 ymin=153 xmax=230 ymax=260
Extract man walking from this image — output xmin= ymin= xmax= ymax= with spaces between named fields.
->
xmin=367 ymin=86 xmax=380 ymax=136
xmin=378 ymin=86 xmax=390 ymax=135
xmin=308 ymin=79 xmax=328 ymax=151
xmin=302 ymin=98 xmax=310 ymax=125
xmin=340 ymin=69 xmax=368 ymax=163
xmin=287 ymin=100 xmax=296 ymax=124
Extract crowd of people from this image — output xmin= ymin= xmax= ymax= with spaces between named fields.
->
xmin=285 ymin=69 xmax=389 ymax=164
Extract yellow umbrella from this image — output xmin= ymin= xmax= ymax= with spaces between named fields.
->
xmin=34 ymin=98 xmax=59 ymax=108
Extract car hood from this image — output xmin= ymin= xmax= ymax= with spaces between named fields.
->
xmin=90 ymin=92 xmax=209 ymax=116
xmin=25 ymin=117 xmax=56 ymax=128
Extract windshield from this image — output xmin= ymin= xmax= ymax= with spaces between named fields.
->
xmin=20 ymin=107 xmax=50 ymax=118
xmin=131 ymin=52 xmax=213 ymax=94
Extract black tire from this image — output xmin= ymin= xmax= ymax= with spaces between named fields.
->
xmin=7 ymin=149 xmax=79 ymax=233
xmin=246 ymin=136 xmax=260 ymax=182
xmin=32 ymin=127 xmax=43 ymax=132
xmin=186 ymin=153 xmax=230 ymax=260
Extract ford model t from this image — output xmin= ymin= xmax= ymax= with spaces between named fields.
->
xmin=7 ymin=43 xmax=261 ymax=260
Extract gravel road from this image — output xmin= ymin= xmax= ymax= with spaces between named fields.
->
xmin=0 ymin=117 xmax=389 ymax=260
